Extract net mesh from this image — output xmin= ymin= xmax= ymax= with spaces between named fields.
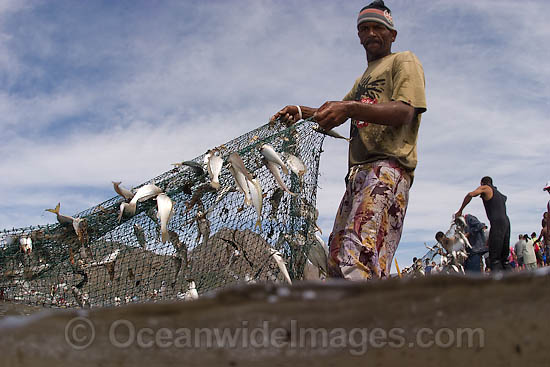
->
xmin=0 ymin=118 xmax=326 ymax=308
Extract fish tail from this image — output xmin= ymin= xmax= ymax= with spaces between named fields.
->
xmin=45 ymin=202 xmax=60 ymax=214
xmin=255 ymin=219 xmax=262 ymax=230
xmin=210 ymin=181 xmax=220 ymax=190
xmin=281 ymin=166 xmax=289 ymax=175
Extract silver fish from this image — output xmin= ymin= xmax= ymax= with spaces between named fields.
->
xmin=265 ymin=161 xmax=296 ymax=197
xmin=247 ymin=178 xmax=263 ymax=229
xmin=228 ymin=153 xmax=253 ymax=206
xmin=45 ymin=203 xmax=86 ymax=240
xmin=260 ymin=144 xmax=288 ymax=175
xmin=133 ymin=224 xmax=147 ymax=250
xmin=118 ymin=184 xmax=163 ymax=222
xmin=131 ymin=184 xmax=163 ymax=203
xmin=100 ymin=249 xmax=121 ymax=265
xmin=228 ymin=152 xmax=254 ymax=181
xmin=424 ymin=242 xmax=437 ymax=252
xmin=312 ymin=124 xmax=351 ymax=142
xmin=203 ymin=150 xmax=212 ymax=167
xmin=117 ymin=201 xmax=136 ymax=222
xmin=173 ymin=160 xmax=205 ymax=177
xmin=72 ymin=217 xmax=88 ymax=244
xmin=307 ymin=233 xmax=328 ymax=276
xmin=45 ymin=203 xmax=76 ymax=226
xmin=207 ymin=153 xmax=224 ymax=190
xmin=19 ymin=237 xmax=32 ymax=254
xmin=269 ymin=248 xmax=292 ymax=285
xmin=285 ymin=154 xmax=307 ymax=178
xmin=182 ymin=280 xmax=199 ymax=301
xmin=156 ymin=193 xmax=174 ymax=243
xmin=112 ymin=181 xmax=134 ymax=200
xmin=195 ymin=210 xmax=211 ymax=246
xmin=457 ymin=231 xmax=472 ymax=249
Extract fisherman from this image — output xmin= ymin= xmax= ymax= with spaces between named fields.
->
xmin=455 ymin=176 xmax=511 ymax=271
xmin=271 ymin=0 xmax=427 ymax=280
xmin=537 ymin=182 xmax=550 ymax=261
xmin=463 ymin=214 xmax=488 ymax=272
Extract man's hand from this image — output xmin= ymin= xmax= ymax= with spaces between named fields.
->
xmin=313 ymin=101 xmax=350 ymax=130
xmin=454 ymin=210 xmax=463 ymax=219
xmin=270 ymin=105 xmax=301 ymax=126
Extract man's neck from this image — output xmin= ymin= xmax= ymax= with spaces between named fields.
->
xmin=367 ymin=51 xmax=392 ymax=63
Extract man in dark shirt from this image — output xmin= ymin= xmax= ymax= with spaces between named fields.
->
xmin=455 ymin=176 xmax=511 ymax=271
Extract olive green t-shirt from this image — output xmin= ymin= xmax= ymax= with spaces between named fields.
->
xmin=343 ymin=51 xmax=427 ymax=180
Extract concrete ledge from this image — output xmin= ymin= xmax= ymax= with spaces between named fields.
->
xmin=1 ymin=269 xmax=549 ymax=366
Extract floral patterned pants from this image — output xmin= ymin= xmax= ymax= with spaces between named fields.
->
xmin=327 ymin=160 xmax=411 ymax=280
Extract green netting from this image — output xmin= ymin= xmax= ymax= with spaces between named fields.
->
xmin=0 ymin=118 xmax=326 ymax=308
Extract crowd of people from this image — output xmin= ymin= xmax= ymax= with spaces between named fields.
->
xmin=411 ymin=180 xmax=550 ymax=275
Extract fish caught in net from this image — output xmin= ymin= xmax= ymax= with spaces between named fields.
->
xmin=0 ymin=118 xmax=329 ymax=308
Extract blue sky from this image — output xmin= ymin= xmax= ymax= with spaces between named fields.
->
xmin=0 ymin=0 xmax=548 ymax=271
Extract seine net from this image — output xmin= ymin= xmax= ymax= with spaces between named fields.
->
xmin=0 ymin=118 xmax=326 ymax=308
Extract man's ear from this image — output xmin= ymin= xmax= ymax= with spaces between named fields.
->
xmin=391 ymin=30 xmax=397 ymax=42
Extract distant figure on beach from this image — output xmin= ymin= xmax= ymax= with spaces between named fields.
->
xmin=522 ymin=234 xmax=537 ymax=270
xmin=537 ymin=182 xmax=550 ymax=262
xmin=455 ymin=176 xmax=511 ymax=271
xmin=271 ymin=0 xmax=427 ymax=280
xmin=514 ymin=234 xmax=525 ymax=269
xmin=463 ymin=214 xmax=487 ymax=272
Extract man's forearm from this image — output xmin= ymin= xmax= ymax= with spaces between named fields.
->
xmin=458 ymin=194 xmax=473 ymax=213
xmin=346 ymin=100 xmax=415 ymax=127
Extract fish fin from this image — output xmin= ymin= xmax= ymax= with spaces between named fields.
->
xmin=45 ymin=203 xmax=61 ymax=214
xmin=255 ymin=220 xmax=262 ymax=230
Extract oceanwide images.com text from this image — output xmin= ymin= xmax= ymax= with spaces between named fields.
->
xmin=66 ymin=317 xmax=485 ymax=355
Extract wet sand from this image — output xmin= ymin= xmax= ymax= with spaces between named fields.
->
xmin=1 ymin=270 xmax=549 ymax=366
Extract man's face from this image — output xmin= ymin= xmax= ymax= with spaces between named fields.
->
xmin=357 ymin=21 xmax=396 ymax=61
xmin=436 ymin=234 xmax=448 ymax=245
